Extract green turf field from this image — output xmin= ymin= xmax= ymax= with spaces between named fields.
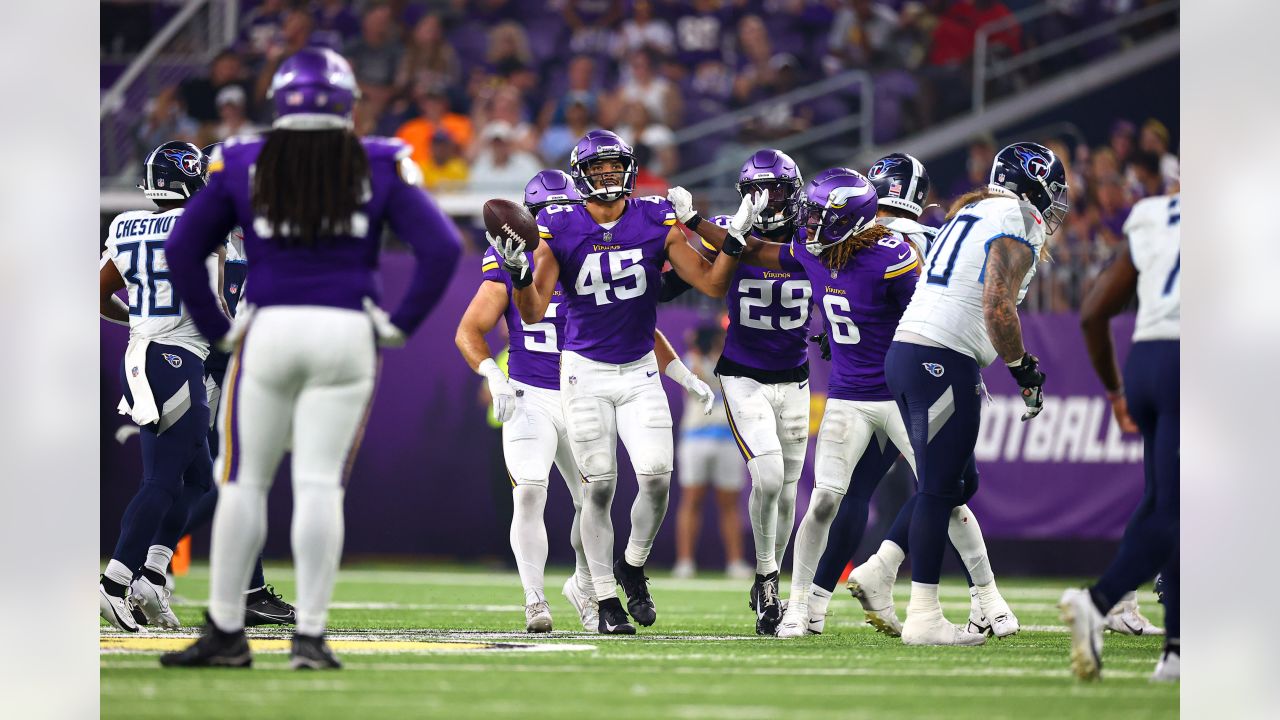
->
xmin=100 ymin=563 xmax=1176 ymax=719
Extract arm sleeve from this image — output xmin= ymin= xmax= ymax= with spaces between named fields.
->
xmin=163 ymin=174 xmax=238 ymax=342
xmin=384 ymin=175 xmax=464 ymax=335
xmin=657 ymin=267 xmax=693 ymax=302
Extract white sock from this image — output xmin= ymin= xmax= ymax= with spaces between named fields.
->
xmin=787 ymin=488 xmax=841 ymax=606
xmin=290 ymin=481 xmax=345 ymax=637
xmin=104 ymin=559 xmax=132 ymax=587
xmin=774 ymin=478 xmax=799 ymax=568
xmin=876 ymin=540 xmax=906 ymax=570
xmin=746 ymin=454 xmax=784 ymax=575
xmin=581 ymin=477 xmax=619 ymax=599
xmin=808 ymin=586 xmax=833 ymax=618
xmin=948 ymin=504 xmax=995 ymax=586
xmin=907 ymin=581 xmax=942 ymax=615
xmin=208 ymin=483 xmax=268 ymax=633
xmin=623 ymin=472 xmax=670 ymax=567
xmin=144 ymin=545 xmax=174 ymax=576
xmin=510 ymin=485 xmax=549 ymax=607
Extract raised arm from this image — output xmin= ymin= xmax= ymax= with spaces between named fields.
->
xmin=509 ymin=241 xmax=559 ymax=324
xmin=1080 ymin=243 xmax=1140 ymax=432
xmin=983 ymin=235 xmax=1047 ymax=421
xmin=384 ymin=162 xmax=464 ymax=336
xmin=666 ymin=225 xmax=739 ymax=298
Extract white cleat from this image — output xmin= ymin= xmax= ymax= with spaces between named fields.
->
xmin=99 ymin=584 xmax=142 ymax=633
xmin=561 ymin=576 xmax=598 ymax=632
xmin=1151 ymin=648 xmax=1179 ymax=682
xmin=775 ymin=605 xmax=809 ymax=639
xmin=525 ymin=601 xmax=553 ymax=633
xmin=966 ymin=586 xmax=990 ymax=635
xmin=847 ymin=557 xmax=902 ymax=636
xmin=1059 ymin=588 xmax=1105 ymax=681
xmin=807 ymin=611 xmax=826 ymax=635
xmin=901 ymin=609 xmax=986 ymax=646
xmin=974 ymin=583 xmax=1019 ymax=638
xmin=1107 ymin=592 xmax=1164 ymax=635
xmin=129 ymin=576 xmax=181 ymax=629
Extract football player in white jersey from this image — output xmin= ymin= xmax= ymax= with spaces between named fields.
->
xmin=884 ymin=142 xmax=1062 ymax=645
xmin=1062 ymin=192 xmax=1180 ymax=681
xmin=98 ymin=141 xmax=224 ymax=631
xmin=810 ymin=153 xmax=1017 ymax=640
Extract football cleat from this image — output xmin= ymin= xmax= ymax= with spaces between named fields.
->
xmin=99 ymin=582 xmax=141 ymax=633
xmin=525 ymin=601 xmax=553 ymax=633
xmin=846 ymin=557 xmax=902 ymax=636
xmin=1106 ymin=591 xmax=1164 ymax=635
xmin=159 ymin=613 xmax=251 ymax=668
xmin=129 ymin=576 xmax=180 ymax=629
xmin=614 ymin=559 xmax=656 ymax=627
xmin=1059 ymin=588 xmax=1105 ymax=681
xmin=775 ymin=604 xmax=809 ymax=639
xmin=901 ymin=609 xmax=986 ymax=646
xmin=1151 ymin=647 xmax=1179 ymax=682
xmin=244 ymin=585 xmax=296 ymax=627
xmin=561 ymin=576 xmax=599 ymax=632
xmin=974 ymin=583 xmax=1019 ymax=638
xmin=749 ymin=572 xmax=783 ymax=636
xmin=966 ymin=586 xmax=991 ymax=636
xmin=807 ymin=604 xmax=826 ymax=635
xmin=596 ymin=597 xmax=636 ymax=635
xmin=291 ymin=633 xmax=342 ymax=670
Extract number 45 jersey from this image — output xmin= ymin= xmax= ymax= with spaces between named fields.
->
xmin=481 ymin=248 xmax=567 ymax=390
xmin=895 ymin=195 xmax=1046 ymax=367
xmin=536 ymin=197 xmax=677 ymax=364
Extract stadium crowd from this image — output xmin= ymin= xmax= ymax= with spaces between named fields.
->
xmin=109 ymin=0 xmax=1177 ymax=310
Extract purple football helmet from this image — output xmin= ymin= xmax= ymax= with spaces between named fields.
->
xmin=801 ymin=168 xmax=878 ymax=256
xmin=568 ymin=129 xmax=636 ymax=202
xmin=737 ymin=149 xmax=803 ymax=234
xmin=524 ymin=170 xmax=583 ymax=215
xmin=267 ymin=48 xmax=359 ymax=131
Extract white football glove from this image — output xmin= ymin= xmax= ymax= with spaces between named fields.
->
xmin=478 ymin=357 xmax=517 ymax=422
xmin=485 ymin=231 xmax=530 ymax=285
xmin=214 ymin=303 xmax=255 ymax=354
xmin=665 ymin=359 xmax=715 ymax=415
xmin=666 ymin=186 xmax=696 ymax=223
xmin=363 ymin=297 xmax=407 ymax=349
xmin=729 ymin=189 xmax=769 ymax=238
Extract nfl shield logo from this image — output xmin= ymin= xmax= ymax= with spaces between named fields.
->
xmin=602 ymin=231 xmax=612 ymax=244
xmin=131 ymin=366 xmax=139 ymax=378
xmin=229 ymin=284 xmax=239 ymax=295
xmin=568 ymin=375 xmax=578 ymax=385
xmin=922 ymin=362 xmax=944 ymax=378
xmin=162 ymin=353 xmax=183 ymax=368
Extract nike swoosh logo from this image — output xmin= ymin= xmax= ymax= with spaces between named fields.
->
xmin=646 ymin=371 xmax=657 ymax=377
xmin=799 ymin=381 xmax=808 ymax=389
xmin=1034 ymin=214 xmax=1043 ymax=224
xmin=604 ymin=621 xmax=620 ymax=632
xmin=897 ymin=251 xmax=910 ymax=259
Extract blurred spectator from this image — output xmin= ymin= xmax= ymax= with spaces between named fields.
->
xmin=731 ymin=15 xmax=776 ymax=105
xmin=928 ymin=0 xmax=1022 ymax=67
xmin=397 ymin=15 xmax=462 ymax=102
xmin=471 ymin=85 xmax=540 ymax=158
xmin=179 ymin=50 xmax=252 ymax=125
xmin=670 ymin=0 xmax=730 ymax=75
xmin=239 ymin=0 xmax=289 ymax=62
xmin=739 ymin=54 xmax=814 ymax=142
xmin=422 ymin=130 xmax=471 ymax=191
xmin=252 ymin=8 xmax=318 ymax=110
xmin=212 ymin=85 xmax=262 ymax=141
xmin=346 ymin=3 xmax=405 ymax=116
xmin=484 ymin=21 xmax=538 ymax=94
xmin=469 ymin=121 xmax=544 ymax=196
xmin=563 ymin=0 xmax=624 ymax=58
xmin=1109 ymin=119 xmax=1136 ymax=168
xmin=538 ymin=55 xmax=601 ymax=130
xmin=632 ymin=143 xmax=670 ymax=196
xmin=1128 ymin=150 xmax=1165 ymax=200
xmin=396 ymin=83 xmax=475 ymax=168
xmin=948 ymin=133 xmax=997 ymax=197
xmin=617 ymin=0 xmax=675 ymax=58
xmin=826 ymin=0 xmax=902 ymax=70
xmin=539 ymin=96 xmax=596 ymax=167
xmin=137 ymin=88 xmax=199 ymax=159
xmin=313 ymin=0 xmax=361 ymax=50
xmin=616 ymin=101 xmax=678 ymax=178
xmin=1139 ymin=118 xmax=1179 ymax=189
xmin=609 ymin=47 xmax=680 ymax=127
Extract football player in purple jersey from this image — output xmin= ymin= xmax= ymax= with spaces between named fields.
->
xmin=159 ymin=48 xmax=462 ymax=669
xmin=667 ymin=149 xmax=813 ymax=635
xmin=486 ymin=129 xmax=761 ymax=633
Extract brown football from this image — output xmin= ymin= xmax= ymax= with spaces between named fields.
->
xmin=482 ymin=198 xmax=540 ymax=252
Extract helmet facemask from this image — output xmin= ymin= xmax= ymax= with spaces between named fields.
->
xmin=1037 ymin=178 xmax=1070 ymax=235
xmin=738 ymin=177 xmax=802 ymax=234
xmin=573 ymin=153 xmax=636 ymax=202
xmin=802 ymin=200 xmax=871 ymax=257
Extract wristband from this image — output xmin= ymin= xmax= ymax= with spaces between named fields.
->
xmin=684 ymin=214 xmax=702 ymax=232
xmin=477 ymin=357 xmax=503 ymax=379
xmin=510 ymin=267 xmax=532 ymax=289
xmin=722 ymin=232 xmax=745 ymax=257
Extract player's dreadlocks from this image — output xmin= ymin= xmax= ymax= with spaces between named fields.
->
xmin=821 ymin=223 xmax=893 ymax=270
xmin=948 ymin=186 xmax=1052 ymax=261
xmin=252 ymin=129 xmax=370 ymax=248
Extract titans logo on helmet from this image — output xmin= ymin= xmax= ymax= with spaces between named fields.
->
xmin=161 ymin=149 xmax=202 ymax=177
xmin=1012 ymin=145 xmax=1051 ymax=181
xmin=868 ymin=157 xmax=905 ymax=179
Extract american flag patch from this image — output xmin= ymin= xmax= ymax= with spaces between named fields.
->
xmin=889 ymin=179 xmax=903 ymax=197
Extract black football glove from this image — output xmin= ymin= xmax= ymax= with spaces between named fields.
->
xmin=809 ymin=333 xmax=831 ymax=362
xmin=1007 ymin=352 xmax=1045 ymax=421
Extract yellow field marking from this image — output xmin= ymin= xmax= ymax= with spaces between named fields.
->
xmin=101 ymin=637 xmax=492 ymax=654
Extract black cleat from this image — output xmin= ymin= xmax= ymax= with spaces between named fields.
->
xmin=290 ymin=633 xmax=343 ymax=670
xmin=159 ymin=613 xmax=252 ymax=668
xmin=244 ymin=585 xmax=296 ymax=627
xmin=596 ymin=597 xmax=636 ymax=635
xmin=613 ymin=559 xmax=656 ymax=626
xmin=750 ymin=571 xmax=782 ymax=636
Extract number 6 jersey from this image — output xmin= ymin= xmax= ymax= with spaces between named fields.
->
xmin=536 ymin=197 xmax=677 ymax=364
xmin=481 ymin=249 xmax=567 ymax=389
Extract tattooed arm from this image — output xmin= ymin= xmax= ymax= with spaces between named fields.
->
xmin=982 ymin=236 xmax=1034 ymax=363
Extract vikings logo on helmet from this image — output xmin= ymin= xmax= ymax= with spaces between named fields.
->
xmin=1012 ymin=145 xmax=1051 ymax=181
xmin=161 ymin=149 xmax=202 ymax=177
xmin=868 ymin=157 xmax=905 ymax=179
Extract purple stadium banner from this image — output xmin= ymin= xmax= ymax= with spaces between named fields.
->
xmin=100 ymin=253 xmax=1144 ymax=563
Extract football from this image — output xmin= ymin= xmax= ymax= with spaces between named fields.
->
xmin=482 ymin=198 xmax=540 ymax=253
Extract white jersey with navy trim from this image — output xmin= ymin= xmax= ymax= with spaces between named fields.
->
xmin=876 ymin=215 xmax=939 ymax=258
xmin=1124 ymin=194 xmax=1180 ymax=341
xmin=102 ymin=208 xmax=214 ymax=359
xmin=894 ymin=195 xmax=1046 ymax=366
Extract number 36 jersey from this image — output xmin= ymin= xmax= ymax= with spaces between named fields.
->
xmin=481 ymin=248 xmax=567 ymax=390
xmin=895 ymin=195 xmax=1046 ymax=367
xmin=537 ymin=197 xmax=677 ymax=364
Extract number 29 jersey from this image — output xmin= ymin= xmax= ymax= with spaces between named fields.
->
xmin=895 ymin=195 xmax=1046 ymax=367
xmin=536 ymin=197 xmax=677 ymax=364
xmin=481 ymin=248 xmax=567 ymax=390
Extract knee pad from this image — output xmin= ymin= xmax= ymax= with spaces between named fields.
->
xmin=566 ymin=397 xmax=614 ymax=480
xmin=808 ymin=487 xmax=842 ymax=523
xmin=635 ymin=472 xmax=671 ymax=499
xmin=629 ymin=396 xmax=673 ymax=476
xmin=780 ymin=407 xmax=809 ymax=446
xmin=746 ymin=453 xmax=785 ymax=498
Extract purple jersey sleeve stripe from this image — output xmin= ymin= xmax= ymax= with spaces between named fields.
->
xmin=164 ymin=172 xmax=239 ymax=342
xmin=385 ymin=179 xmax=463 ymax=334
